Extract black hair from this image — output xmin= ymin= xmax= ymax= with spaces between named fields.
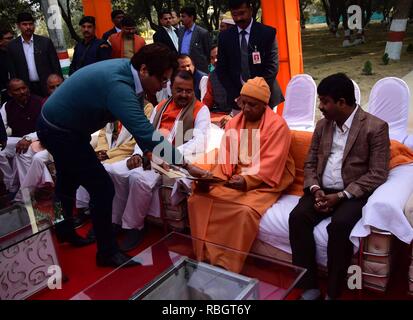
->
xmin=7 ymin=78 xmax=27 ymax=91
xmin=158 ymin=9 xmax=172 ymax=20
xmin=79 ymin=16 xmax=95 ymax=26
xmin=171 ymin=70 xmax=194 ymax=87
xmin=131 ymin=43 xmax=178 ymax=78
xmin=177 ymin=54 xmax=192 ymax=61
xmin=111 ymin=10 xmax=124 ymax=20
xmin=121 ymin=15 xmax=135 ymax=28
xmin=17 ymin=12 xmax=34 ymax=24
xmin=180 ymin=6 xmax=196 ymax=21
xmin=228 ymin=0 xmax=252 ymax=10
xmin=317 ymin=73 xmax=356 ymax=106
xmin=0 ymin=28 xmax=13 ymax=40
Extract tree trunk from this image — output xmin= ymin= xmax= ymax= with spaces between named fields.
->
xmin=385 ymin=0 xmax=413 ymax=60
xmin=57 ymin=0 xmax=80 ymax=42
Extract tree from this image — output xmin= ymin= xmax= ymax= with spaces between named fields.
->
xmin=0 ymin=0 xmax=36 ymax=31
xmin=112 ymin=0 xmax=261 ymax=32
xmin=385 ymin=0 xmax=413 ymax=60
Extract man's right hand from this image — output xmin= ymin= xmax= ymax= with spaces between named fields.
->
xmin=127 ymin=154 xmax=143 ymax=170
xmin=313 ymin=189 xmax=330 ymax=213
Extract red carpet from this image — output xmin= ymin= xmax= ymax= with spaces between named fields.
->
xmin=30 ymin=223 xmax=413 ymax=300
xmin=30 ymin=223 xmax=165 ymax=300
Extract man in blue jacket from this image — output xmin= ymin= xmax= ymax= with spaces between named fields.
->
xmin=69 ymin=16 xmax=111 ymax=76
xmin=37 ymin=43 xmax=181 ymax=267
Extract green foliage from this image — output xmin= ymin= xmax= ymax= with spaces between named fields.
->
xmin=382 ymin=53 xmax=389 ymax=65
xmin=0 ymin=0 xmax=36 ymax=32
xmin=362 ymin=60 xmax=373 ymax=75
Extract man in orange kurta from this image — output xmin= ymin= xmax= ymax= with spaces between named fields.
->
xmin=108 ymin=16 xmax=145 ymax=59
xmin=187 ymin=77 xmax=295 ymax=273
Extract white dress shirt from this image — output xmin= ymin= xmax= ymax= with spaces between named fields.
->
xmin=237 ymin=19 xmax=253 ymax=46
xmin=164 ymin=26 xmax=179 ymax=51
xmin=319 ymin=106 xmax=359 ymax=197
xmin=21 ymin=36 xmax=40 ymax=82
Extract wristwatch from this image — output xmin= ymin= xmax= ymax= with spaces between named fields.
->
xmin=337 ymin=191 xmax=347 ymax=200
xmin=23 ymin=136 xmax=32 ymax=142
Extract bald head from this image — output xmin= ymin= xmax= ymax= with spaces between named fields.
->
xmin=47 ymin=74 xmax=64 ymax=96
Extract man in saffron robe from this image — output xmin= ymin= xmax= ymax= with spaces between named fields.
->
xmin=187 ymin=77 xmax=295 ymax=273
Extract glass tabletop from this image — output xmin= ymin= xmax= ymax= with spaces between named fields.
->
xmin=72 ymin=232 xmax=306 ymax=300
xmin=0 ymin=186 xmax=76 ymax=252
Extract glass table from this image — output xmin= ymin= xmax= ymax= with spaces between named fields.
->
xmin=0 ymin=186 xmax=74 ymax=300
xmin=72 ymin=232 xmax=306 ymax=300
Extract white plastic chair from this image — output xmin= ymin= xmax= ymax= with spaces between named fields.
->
xmin=282 ymin=74 xmax=317 ymax=131
xmin=368 ymin=77 xmax=411 ymax=144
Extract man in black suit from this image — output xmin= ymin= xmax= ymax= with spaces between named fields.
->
xmin=102 ymin=10 xmax=124 ymax=41
xmin=178 ymin=6 xmax=211 ymax=74
xmin=7 ymin=13 xmax=62 ymax=98
xmin=0 ymin=28 xmax=14 ymax=105
xmin=153 ymin=9 xmax=179 ymax=53
xmin=216 ymin=0 xmax=284 ymax=111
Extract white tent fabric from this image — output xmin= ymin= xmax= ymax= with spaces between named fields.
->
xmin=282 ymin=74 xmax=317 ymax=131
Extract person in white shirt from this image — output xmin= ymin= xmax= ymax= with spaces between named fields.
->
xmin=288 ymin=73 xmax=390 ymax=300
xmin=107 ymin=70 xmax=211 ymax=251
xmin=153 ymin=9 xmax=179 ymax=53
xmin=0 ymin=79 xmax=43 ymax=193
xmin=102 ymin=10 xmax=125 ymax=41
xmin=14 ymin=74 xmax=64 ymax=197
xmin=6 ymin=12 xmax=62 ymax=97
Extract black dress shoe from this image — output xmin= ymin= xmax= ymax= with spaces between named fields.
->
xmin=57 ymin=231 xmax=95 ymax=247
xmin=119 ymin=229 xmax=144 ymax=252
xmin=73 ymin=209 xmax=91 ymax=229
xmin=96 ymin=251 xmax=141 ymax=268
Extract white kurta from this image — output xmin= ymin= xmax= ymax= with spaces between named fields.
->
xmin=110 ymin=103 xmax=211 ymax=230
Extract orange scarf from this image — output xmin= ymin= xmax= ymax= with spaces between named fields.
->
xmin=390 ymin=140 xmax=413 ymax=169
xmin=219 ymin=107 xmax=292 ymax=187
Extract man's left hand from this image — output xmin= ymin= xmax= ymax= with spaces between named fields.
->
xmin=225 ymin=175 xmax=246 ymax=191
xmin=318 ymin=193 xmax=341 ymax=211
xmin=15 ymin=139 xmax=31 ymax=154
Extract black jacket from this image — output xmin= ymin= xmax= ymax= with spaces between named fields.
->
xmin=216 ymin=21 xmax=284 ymax=109
xmin=102 ymin=27 xmax=118 ymax=41
xmin=7 ymin=35 xmax=62 ymax=97
xmin=69 ymin=37 xmax=111 ymax=76
xmin=178 ymin=25 xmax=211 ymax=74
xmin=153 ymin=27 xmax=178 ymax=53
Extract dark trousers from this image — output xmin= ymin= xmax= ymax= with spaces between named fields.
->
xmin=289 ymin=190 xmax=367 ymax=298
xmin=37 ymin=115 xmax=117 ymax=257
